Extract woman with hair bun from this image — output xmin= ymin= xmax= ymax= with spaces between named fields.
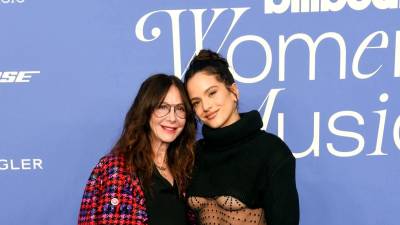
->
xmin=78 ymin=74 xmax=197 ymax=225
xmin=184 ymin=50 xmax=300 ymax=225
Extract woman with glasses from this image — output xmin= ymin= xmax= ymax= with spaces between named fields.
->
xmin=184 ymin=50 xmax=300 ymax=225
xmin=78 ymin=74 xmax=197 ymax=225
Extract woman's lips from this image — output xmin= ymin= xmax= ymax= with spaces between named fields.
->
xmin=161 ymin=125 xmax=177 ymax=133
xmin=205 ymin=110 xmax=218 ymax=120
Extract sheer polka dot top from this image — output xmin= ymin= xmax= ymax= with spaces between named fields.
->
xmin=188 ymin=196 xmax=267 ymax=225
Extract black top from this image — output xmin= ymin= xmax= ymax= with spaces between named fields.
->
xmin=187 ymin=110 xmax=300 ymax=225
xmin=144 ymin=169 xmax=187 ymax=225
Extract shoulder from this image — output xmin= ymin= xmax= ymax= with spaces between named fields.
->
xmin=257 ymin=131 xmax=292 ymax=153
xmin=258 ymin=131 xmax=290 ymax=151
xmin=96 ymin=154 xmax=126 ymax=170
xmin=90 ymin=154 xmax=134 ymax=183
xmin=255 ymin=131 xmax=295 ymax=168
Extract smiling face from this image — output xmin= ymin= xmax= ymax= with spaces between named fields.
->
xmin=186 ymin=71 xmax=240 ymax=128
xmin=149 ymin=85 xmax=186 ymax=146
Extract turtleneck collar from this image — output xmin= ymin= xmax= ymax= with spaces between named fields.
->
xmin=201 ymin=110 xmax=263 ymax=147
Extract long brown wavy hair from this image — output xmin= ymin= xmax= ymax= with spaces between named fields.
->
xmin=112 ymin=74 xmax=197 ymax=196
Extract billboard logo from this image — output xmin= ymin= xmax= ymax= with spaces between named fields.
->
xmin=264 ymin=0 xmax=400 ymax=14
xmin=0 ymin=158 xmax=43 ymax=171
xmin=0 ymin=71 xmax=40 ymax=83
xmin=0 ymin=0 xmax=24 ymax=4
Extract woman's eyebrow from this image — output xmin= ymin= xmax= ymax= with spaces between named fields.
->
xmin=190 ymin=97 xmax=200 ymax=102
xmin=204 ymin=85 xmax=218 ymax=93
xmin=190 ymin=85 xmax=218 ymax=101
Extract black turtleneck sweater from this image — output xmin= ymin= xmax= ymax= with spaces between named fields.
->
xmin=187 ymin=110 xmax=300 ymax=225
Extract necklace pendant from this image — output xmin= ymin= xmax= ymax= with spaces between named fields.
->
xmin=156 ymin=165 xmax=167 ymax=171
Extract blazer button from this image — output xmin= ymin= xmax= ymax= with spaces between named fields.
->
xmin=111 ymin=198 xmax=119 ymax=206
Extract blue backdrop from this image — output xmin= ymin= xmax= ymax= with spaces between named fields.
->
xmin=1 ymin=1 xmax=399 ymax=225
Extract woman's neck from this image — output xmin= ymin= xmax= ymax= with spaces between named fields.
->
xmin=151 ymin=139 xmax=174 ymax=185
xmin=151 ymin=140 xmax=169 ymax=167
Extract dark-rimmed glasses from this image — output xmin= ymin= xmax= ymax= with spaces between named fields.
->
xmin=154 ymin=103 xmax=186 ymax=119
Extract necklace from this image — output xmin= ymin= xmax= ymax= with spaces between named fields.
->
xmin=154 ymin=150 xmax=167 ymax=171
xmin=155 ymin=163 xmax=167 ymax=171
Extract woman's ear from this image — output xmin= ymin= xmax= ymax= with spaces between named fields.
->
xmin=229 ymin=83 xmax=240 ymax=103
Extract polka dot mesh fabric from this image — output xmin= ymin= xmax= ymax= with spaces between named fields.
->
xmin=188 ymin=196 xmax=267 ymax=225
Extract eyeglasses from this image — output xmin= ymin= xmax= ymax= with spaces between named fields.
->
xmin=154 ymin=103 xmax=186 ymax=119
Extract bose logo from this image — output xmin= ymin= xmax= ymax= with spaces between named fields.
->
xmin=265 ymin=0 xmax=400 ymax=14
xmin=0 ymin=0 xmax=24 ymax=4
xmin=0 ymin=71 xmax=40 ymax=83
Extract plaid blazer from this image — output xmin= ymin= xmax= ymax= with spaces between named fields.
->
xmin=78 ymin=154 xmax=196 ymax=225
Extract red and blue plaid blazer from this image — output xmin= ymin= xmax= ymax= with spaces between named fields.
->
xmin=78 ymin=154 xmax=196 ymax=225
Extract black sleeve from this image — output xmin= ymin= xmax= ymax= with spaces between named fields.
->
xmin=263 ymin=156 xmax=300 ymax=225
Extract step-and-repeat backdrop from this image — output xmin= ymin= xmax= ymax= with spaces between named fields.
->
xmin=1 ymin=1 xmax=399 ymax=225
